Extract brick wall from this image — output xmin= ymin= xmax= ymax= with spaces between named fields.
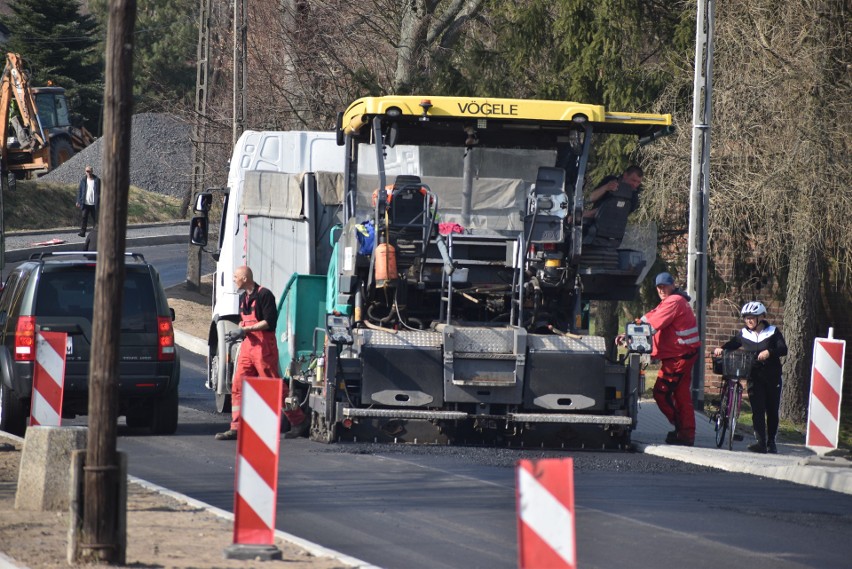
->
xmin=702 ymin=255 xmax=852 ymax=401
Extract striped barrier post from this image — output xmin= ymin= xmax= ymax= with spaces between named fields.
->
xmin=516 ymin=457 xmax=576 ymax=569
xmin=806 ymin=328 xmax=846 ymax=454
xmin=224 ymin=377 xmax=284 ymax=561
xmin=29 ymin=331 xmax=68 ymax=427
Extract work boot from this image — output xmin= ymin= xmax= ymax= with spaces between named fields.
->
xmin=214 ymin=429 xmax=238 ymax=441
xmin=747 ymin=432 xmax=767 ymax=453
xmin=665 ymin=430 xmax=694 ymax=447
xmin=283 ymin=419 xmax=309 ymax=439
xmin=767 ymin=439 xmax=778 ymax=454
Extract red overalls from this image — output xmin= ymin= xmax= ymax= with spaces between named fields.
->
xmin=642 ymin=293 xmax=701 ymax=443
xmin=230 ymin=287 xmax=306 ymax=431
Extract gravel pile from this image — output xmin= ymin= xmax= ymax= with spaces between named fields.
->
xmin=40 ymin=113 xmax=194 ymax=200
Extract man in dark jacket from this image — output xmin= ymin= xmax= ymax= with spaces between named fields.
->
xmin=76 ymin=165 xmax=101 ymax=237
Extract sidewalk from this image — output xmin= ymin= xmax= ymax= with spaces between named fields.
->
xmin=633 ymin=399 xmax=852 ymax=495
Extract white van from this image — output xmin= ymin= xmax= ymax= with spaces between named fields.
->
xmin=195 ymin=130 xmax=419 ymax=412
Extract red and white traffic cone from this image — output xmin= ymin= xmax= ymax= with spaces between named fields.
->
xmin=224 ymin=377 xmax=284 ymax=560
xmin=516 ymin=457 xmax=577 ymax=569
xmin=29 ymin=331 xmax=68 ymax=427
xmin=806 ymin=329 xmax=846 ymax=453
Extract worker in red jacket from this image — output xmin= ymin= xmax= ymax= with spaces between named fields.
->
xmin=624 ymin=272 xmax=701 ymax=446
xmin=215 ymin=265 xmax=308 ymax=440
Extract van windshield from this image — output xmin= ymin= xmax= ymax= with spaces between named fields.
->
xmin=36 ymin=266 xmax=158 ymax=332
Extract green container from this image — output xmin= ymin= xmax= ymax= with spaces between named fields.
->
xmin=276 ymin=274 xmax=328 ymax=379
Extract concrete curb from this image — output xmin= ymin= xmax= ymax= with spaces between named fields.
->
xmin=175 ymin=330 xmax=207 ymax=357
xmin=5 ymin=233 xmax=187 ymax=263
xmin=0 ymin=551 xmax=26 ymax=569
xmin=5 ymin=221 xmax=187 ymax=239
xmin=637 ymin=442 xmax=852 ymax=495
xmin=128 ymin=476 xmax=381 ymax=569
xmin=0 ymin=428 xmax=380 ymax=569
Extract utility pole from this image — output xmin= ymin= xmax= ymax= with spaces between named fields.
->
xmin=185 ymin=0 xmax=211 ymax=291
xmin=79 ymin=0 xmax=135 ymax=563
xmin=686 ymin=0 xmax=715 ymax=408
xmin=233 ymin=0 xmax=247 ymax=145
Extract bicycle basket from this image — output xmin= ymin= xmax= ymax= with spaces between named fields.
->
xmin=712 ymin=356 xmax=723 ymax=375
xmin=722 ymin=350 xmax=754 ymax=378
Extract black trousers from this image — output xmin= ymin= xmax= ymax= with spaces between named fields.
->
xmin=748 ymin=375 xmax=782 ymax=441
xmin=80 ymin=204 xmax=97 ymax=233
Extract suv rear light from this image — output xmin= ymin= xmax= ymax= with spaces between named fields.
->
xmin=15 ymin=316 xmax=36 ymax=361
xmin=157 ymin=316 xmax=175 ymax=361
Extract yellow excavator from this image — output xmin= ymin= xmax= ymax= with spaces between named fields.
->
xmin=0 ymin=52 xmax=94 ymax=178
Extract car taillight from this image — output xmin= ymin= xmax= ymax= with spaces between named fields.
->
xmin=15 ymin=316 xmax=36 ymax=361
xmin=157 ymin=316 xmax=175 ymax=361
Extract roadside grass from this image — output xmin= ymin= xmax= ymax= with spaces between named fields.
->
xmin=4 ymin=180 xmax=183 ymax=231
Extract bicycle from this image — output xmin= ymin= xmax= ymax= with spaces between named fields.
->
xmin=711 ymin=350 xmax=754 ymax=450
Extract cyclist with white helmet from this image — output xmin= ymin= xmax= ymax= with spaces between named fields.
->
xmin=713 ymin=301 xmax=788 ymax=453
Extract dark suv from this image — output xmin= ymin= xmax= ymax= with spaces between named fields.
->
xmin=0 ymin=252 xmax=180 ymax=435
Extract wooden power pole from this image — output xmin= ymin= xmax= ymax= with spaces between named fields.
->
xmin=185 ymin=0 xmax=211 ymax=291
xmin=79 ymin=0 xmax=136 ymax=562
xmin=233 ymin=0 xmax=247 ymax=145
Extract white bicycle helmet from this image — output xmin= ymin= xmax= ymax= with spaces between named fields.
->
xmin=740 ymin=301 xmax=767 ymax=317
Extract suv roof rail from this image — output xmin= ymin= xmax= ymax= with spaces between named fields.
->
xmin=28 ymin=251 xmax=148 ymax=263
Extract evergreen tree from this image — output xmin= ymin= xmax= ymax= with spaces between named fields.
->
xmin=451 ymin=0 xmax=693 ymax=180
xmin=0 ymin=0 xmax=103 ymax=133
xmin=441 ymin=0 xmax=692 ymax=343
xmin=89 ymin=0 xmax=197 ymax=113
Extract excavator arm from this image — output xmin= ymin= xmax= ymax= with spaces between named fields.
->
xmin=0 ymin=53 xmax=52 ymax=175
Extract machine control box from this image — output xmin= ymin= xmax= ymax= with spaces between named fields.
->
xmin=625 ymin=323 xmax=652 ymax=354
xmin=326 ymin=313 xmax=354 ymax=345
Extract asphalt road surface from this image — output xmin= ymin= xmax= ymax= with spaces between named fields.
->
xmin=1 ymin=242 xmax=214 ymax=288
xmin=111 ymin=349 xmax=852 ymax=569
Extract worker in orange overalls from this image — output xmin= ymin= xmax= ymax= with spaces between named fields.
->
xmin=215 ymin=265 xmax=308 ymax=440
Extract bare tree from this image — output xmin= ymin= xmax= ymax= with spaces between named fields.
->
xmin=200 ymin=0 xmax=487 ymax=133
xmin=645 ymin=0 xmax=852 ymax=422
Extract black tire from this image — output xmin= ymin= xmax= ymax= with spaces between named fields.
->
xmin=0 ymin=381 xmax=28 ymax=436
xmin=715 ymin=388 xmax=729 ymax=448
xmin=150 ymin=385 xmax=179 ymax=435
xmin=125 ymin=408 xmax=152 ymax=429
xmin=727 ymin=385 xmax=741 ymax=451
xmin=49 ymin=137 xmax=75 ymax=169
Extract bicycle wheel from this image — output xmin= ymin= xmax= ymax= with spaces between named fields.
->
xmin=727 ymin=383 xmax=742 ymax=451
xmin=715 ymin=385 xmax=729 ymax=448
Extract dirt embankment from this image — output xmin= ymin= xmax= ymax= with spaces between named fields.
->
xmin=167 ymin=274 xmax=214 ymax=338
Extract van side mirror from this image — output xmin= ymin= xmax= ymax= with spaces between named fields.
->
xmin=190 ymin=216 xmax=209 ymax=247
xmin=194 ymin=192 xmax=213 ymax=213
